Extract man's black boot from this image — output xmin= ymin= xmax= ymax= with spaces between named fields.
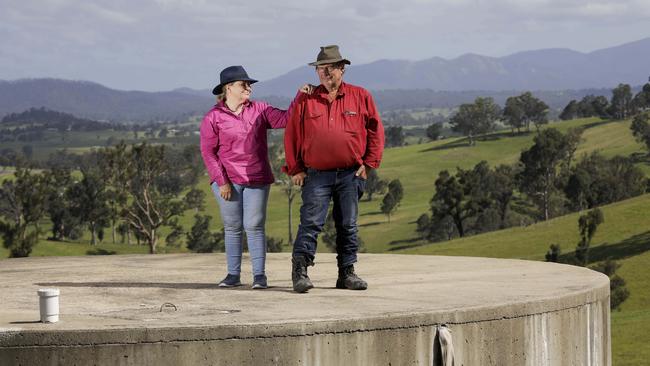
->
xmin=336 ymin=264 xmax=368 ymax=290
xmin=292 ymin=256 xmax=314 ymax=293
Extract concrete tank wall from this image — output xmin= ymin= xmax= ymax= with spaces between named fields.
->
xmin=0 ymin=254 xmax=611 ymax=366
xmin=1 ymin=298 xmax=610 ymax=366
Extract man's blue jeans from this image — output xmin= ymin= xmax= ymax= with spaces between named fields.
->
xmin=293 ymin=167 xmax=365 ymax=268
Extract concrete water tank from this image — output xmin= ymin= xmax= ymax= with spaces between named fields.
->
xmin=0 ymin=253 xmax=610 ymax=365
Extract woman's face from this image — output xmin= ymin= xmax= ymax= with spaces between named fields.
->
xmin=227 ymin=81 xmax=252 ymax=101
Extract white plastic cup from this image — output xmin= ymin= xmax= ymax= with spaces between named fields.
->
xmin=38 ymin=288 xmax=60 ymax=323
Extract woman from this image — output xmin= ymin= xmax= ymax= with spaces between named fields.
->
xmin=200 ymin=65 xmax=309 ymax=289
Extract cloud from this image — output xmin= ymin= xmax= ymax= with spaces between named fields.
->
xmin=0 ymin=0 xmax=648 ymax=90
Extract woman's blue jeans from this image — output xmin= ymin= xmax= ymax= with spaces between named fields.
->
xmin=211 ymin=183 xmax=270 ymax=276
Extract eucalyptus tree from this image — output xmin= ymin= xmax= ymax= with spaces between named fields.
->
xmin=113 ymin=143 xmax=193 ymax=254
xmin=380 ymin=179 xmax=403 ymax=222
xmin=0 ymin=165 xmax=47 ymax=257
xmin=364 ymin=169 xmax=388 ymax=202
xmin=609 ymin=83 xmax=633 ymax=120
xmin=269 ymin=143 xmax=299 ymax=243
xmin=518 ymin=128 xmax=573 ymax=221
xmin=575 ymin=208 xmax=604 ymax=266
xmin=449 ymin=97 xmax=500 ymax=146
xmin=630 ymin=112 xmax=650 ymax=152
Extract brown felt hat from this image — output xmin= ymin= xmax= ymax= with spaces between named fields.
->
xmin=308 ymin=45 xmax=351 ymax=66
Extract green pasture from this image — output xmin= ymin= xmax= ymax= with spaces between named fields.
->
xmin=0 ymin=128 xmax=199 ymax=161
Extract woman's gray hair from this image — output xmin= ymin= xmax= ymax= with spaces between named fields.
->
xmin=216 ymin=81 xmax=234 ymax=102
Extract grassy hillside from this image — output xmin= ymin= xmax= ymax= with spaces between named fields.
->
xmin=398 ymin=193 xmax=650 ymax=366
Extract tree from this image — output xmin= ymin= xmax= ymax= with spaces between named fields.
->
xmin=609 ymin=83 xmax=633 ymax=120
xmin=503 ymin=92 xmax=549 ymax=132
xmin=449 ymin=97 xmax=500 ymax=146
xmin=565 ymin=95 xmax=611 ymax=119
xmin=590 ymin=259 xmax=629 ymax=310
xmin=43 ymin=167 xmax=77 ymax=241
xmin=430 ymin=170 xmax=470 ymax=237
xmin=266 ymin=236 xmax=284 ymax=253
xmin=575 ymin=208 xmax=604 ymax=266
xmin=559 ymin=100 xmax=578 ymax=121
xmin=21 ymin=145 xmax=33 ymax=160
xmin=591 ymin=96 xmax=611 ymax=118
xmin=186 ymin=214 xmax=224 ymax=253
xmin=564 ymin=153 xmax=646 ymax=211
xmin=269 ymin=143 xmax=299 ymax=243
xmin=518 ymin=128 xmax=573 ymax=221
xmin=415 ymin=214 xmax=431 ymax=239
xmin=519 ymin=92 xmax=549 ymax=132
xmin=488 ymin=164 xmax=515 ymax=229
xmin=98 ymin=142 xmax=130 ymax=244
xmin=630 ymin=112 xmax=650 ymax=153
xmin=503 ymin=96 xmax=526 ymax=132
xmin=0 ymin=165 xmax=47 ymax=257
xmin=68 ymin=167 xmax=110 ymax=245
xmin=632 ymin=82 xmax=650 ymax=111
xmin=184 ymin=187 xmax=206 ymax=212
xmin=426 ymin=123 xmax=442 ymax=141
xmin=545 ymin=244 xmax=561 ymax=262
xmin=364 ymin=169 xmax=388 ymax=201
xmin=381 ymin=179 xmax=404 ymax=222
xmin=386 ymin=179 xmax=403 ymax=202
xmin=385 ymin=126 xmax=405 ymax=148
xmin=115 ymin=143 xmax=193 ymax=254
xmin=180 ymin=145 xmax=203 ymax=187
xmin=165 ymin=222 xmax=184 ymax=248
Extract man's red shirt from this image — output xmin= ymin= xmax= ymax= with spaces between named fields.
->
xmin=283 ymin=82 xmax=385 ymax=175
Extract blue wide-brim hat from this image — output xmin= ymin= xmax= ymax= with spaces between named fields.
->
xmin=212 ymin=65 xmax=258 ymax=95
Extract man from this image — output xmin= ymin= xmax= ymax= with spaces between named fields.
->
xmin=283 ymin=45 xmax=385 ymax=293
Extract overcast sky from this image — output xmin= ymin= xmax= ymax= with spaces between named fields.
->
xmin=1 ymin=0 xmax=648 ymax=91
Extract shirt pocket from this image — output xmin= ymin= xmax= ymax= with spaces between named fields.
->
xmin=303 ymin=112 xmax=323 ymax=136
xmin=342 ymin=110 xmax=364 ymax=134
xmin=218 ymin=120 xmax=244 ymax=149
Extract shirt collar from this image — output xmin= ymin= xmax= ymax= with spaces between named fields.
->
xmin=315 ymin=81 xmax=347 ymax=99
xmin=215 ymin=99 xmax=252 ymax=114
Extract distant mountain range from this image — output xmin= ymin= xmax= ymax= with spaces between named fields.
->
xmin=254 ymin=37 xmax=650 ymax=96
xmin=1 ymin=38 xmax=648 ymax=122
xmin=0 ymin=79 xmax=213 ymax=122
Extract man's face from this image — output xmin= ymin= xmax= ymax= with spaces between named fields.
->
xmin=315 ymin=63 xmax=344 ymax=90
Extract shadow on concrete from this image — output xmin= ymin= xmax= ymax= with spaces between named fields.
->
xmin=9 ymin=320 xmax=41 ymax=324
xmin=36 ymin=282 xmax=218 ymax=289
xmin=34 ymin=281 xmax=297 ymax=292
xmin=214 ymin=286 xmax=296 ymax=293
